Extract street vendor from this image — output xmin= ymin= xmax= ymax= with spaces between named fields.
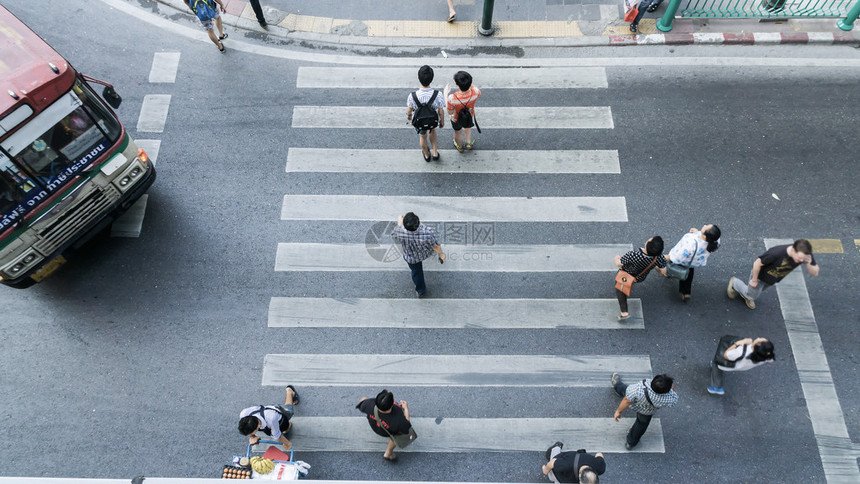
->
xmin=238 ymin=386 xmax=300 ymax=451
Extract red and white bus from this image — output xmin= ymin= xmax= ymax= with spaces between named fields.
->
xmin=0 ymin=6 xmax=156 ymax=288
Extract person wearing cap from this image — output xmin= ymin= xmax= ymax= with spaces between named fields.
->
xmin=356 ymin=389 xmax=412 ymax=461
xmin=708 ymin=337 xmax=775 ymax=395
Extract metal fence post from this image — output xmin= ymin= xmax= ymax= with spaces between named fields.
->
xmin=479 ymin=0 xmax=496 ymax=36
xmin=837 ymin=0 xmax=860 ymax=30
xmin=656 ymin=0 xmax=683 ymax=31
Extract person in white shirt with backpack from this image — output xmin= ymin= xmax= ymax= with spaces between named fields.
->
xmin=407 ymin=65 xmax=446 ymax=162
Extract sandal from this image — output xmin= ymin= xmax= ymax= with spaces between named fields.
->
xmin=383 ymin=453 xmax=398 ymax=462
xmin=453 ymin=139 xmax=464 ymax=153
xmin=465 ymin=138 xmax=476 ymax=150
xmin=447 ymin=13 xmax=456 ymax=23
xmin=218 ymin=42 xmax=225 ymax=52
xmin=286 ymin=385 xmax=300 ymax=405
xmin=431 ymin=152 xmax=440 ymax=161
xmin=423 ymin=151 xmax=431 ymax=162
xmin=219 ymin=33 xmax=229 ymax=40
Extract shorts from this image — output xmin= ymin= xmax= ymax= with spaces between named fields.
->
xmin=451 ymin=118 xmax=473 ymax=131
xmin=414 ymin=126 xmax=436 ymax=135
xmin=198 ymin=9 xmax=221 ymax=31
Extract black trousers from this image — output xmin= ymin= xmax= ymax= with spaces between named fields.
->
xmin=678 ymin=267 xmax=695 ymax=295
xmin=248 ymin=0 xmax=265 ymax=23
xmin=627 ymin=412 xmax=653 ymax=446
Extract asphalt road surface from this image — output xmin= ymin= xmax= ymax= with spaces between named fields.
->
xmin=1 ymin=1 xmax=859 ymax=482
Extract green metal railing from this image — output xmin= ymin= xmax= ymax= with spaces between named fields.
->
xmin=656 ymin=0 xmax=860 ymax=30
xmin=680 ymin=0 xmax=853 ymax=18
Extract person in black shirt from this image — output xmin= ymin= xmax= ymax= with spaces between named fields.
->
xmin=356 ymin=389 xmax=412 ymax=461
xmin=728 ymin=239 xmax=819 ymax=310
xmin=614 ymin=236 xmax=667 ymax=321
xmin=542 ymin=441 xmax=605 ymax=483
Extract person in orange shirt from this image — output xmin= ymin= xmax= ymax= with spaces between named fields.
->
xmin=444 ymin=71 xmax=481 ymax=153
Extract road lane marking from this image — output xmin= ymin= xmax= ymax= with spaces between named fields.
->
xmin=110 ymin=195 xmax=148 ymax=238
xmin=806 ymin=239 xmax=843 ymax=254
xmin=148 ymin=52 xmax=181 ymax=83
xmin=281 ymin=195 xmax=628 ymax=222
xmin=268 ymin=297 xmax=645 ymax=329
xmin=136 ymin=94 xmax=171 ymax=133
xmin=765 ymin=238 xmax=859 ymax=483
xmin=291 ymin=106 xmax=614 ymax=129
xmin=296 ymin=67 xmax=608 ymax=89
xmin=286 ymin=148 xmax=620 ymax=174
xmin=262 ymin=354 xmax=651 ymax=387
xmin=275 ymin=243 xmax=631 ymax=272
xmin=262 ymin=417 xmax=664 ymax=453
xmin=134 ymin=139 xmax=161 ymax=165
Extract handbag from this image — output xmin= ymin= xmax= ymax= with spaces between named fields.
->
xmin=713 ymin=335 xmax=746 ymax=368
xmin=623 ymin=6 xmax=639 ymax=22
xmin=614 ymin=254 xmax=657 ymax=296
xmin=665 ymin=239 xmax=699 ymax=281
xmin=373 ymin=406 xmax=418 ymax=448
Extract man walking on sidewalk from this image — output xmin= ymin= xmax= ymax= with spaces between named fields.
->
xmin=249 ymin=0 xmax=268 ymax=27
xmin=611 ymin=373 xmax=677 ymax=450
xmin=391 ymin=212 xmax=446 ymax=297
xmin=542 ymin=441 xmax=605 ymax=483
xmin=727 ymin=239 xmax=819 ymax=309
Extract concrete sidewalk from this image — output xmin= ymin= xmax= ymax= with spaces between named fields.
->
xmin=160 ymin=0 xmax=860 ymax=46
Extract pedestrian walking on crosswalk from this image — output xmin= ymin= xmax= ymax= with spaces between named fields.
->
xmin=727 ymin=239 xmax=819 ymax=310
xmin=611 ymin=373 xmax=677 ymax=450
xmin=444 ymin=71 xmax=481 ymax=153
xmin=356 ymin=390 xmax=415 ymax=462
xmin=665 ymin=224 xmax=721 ymax=302
xmin=237 ymin=385 xmax=300 ymax=451
xmin=391 ymin=212 xmax=446 ymax=297
xmin=708 ymin=336 xmax=775 ymax=395
xmin=614 ymin=237 xmax=667 ymax=321
xmin=407 ymin=65 xmax=446 ymax=162
xmin=542 ymin=441 xmax=605 ymax=483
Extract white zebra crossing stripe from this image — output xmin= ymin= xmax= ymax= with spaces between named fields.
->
xmin=268 ymin=297 xmax=644 ymax=329
xmin=267 ymin=417 xmax=664 ymax=453
xmin=296 ymin=67 xmax=609 ymax=89
xmin=136 ymin=94 xmax=171 ymax=133
xmin=281 ymin=195 xmax=628 ymax=222
xmin=262 ymin=354 xmax=651 ymax=387
xmin=274 ymin=243 xmax=631 ymax=272
xmin=110 ymin=194 xmax=148 ymax=238
xmin=148 ymin=52 xmax=181 ymax=83
xmin=286 ymin=148 xmax=620 ymax=174
xmin=134 ymin=139 xmax=161 ymax=165
xmin=291 ymin=106 xmax=614 ymax=129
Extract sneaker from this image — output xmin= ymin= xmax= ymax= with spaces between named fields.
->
xmin=416 ymin=290 xmax=426 ymax=298
xmin=629 ymin=24 xmax=638 ymax=33
xmin=742 ymin=295 xmax=756 ymax=309
xmin=611 ymin=373 xmax=624 ymax=397
xmin=646 ymin=4 xmax=659 ymax=12
xmin=707 ymin=386 xmax=725 ymax=395
xmin=625 ymin=441 xmax=634 ymax=450
xmin=545 ymin=441 xmax=563 ymax=460
xmin=726 ymin=277 xmax=738 ymax=299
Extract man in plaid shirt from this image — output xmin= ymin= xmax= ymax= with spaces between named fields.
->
xmin=391 ymin=212 xmax=446 ymax=297
xmin=611 ymin=373 xmax=678 ymax=450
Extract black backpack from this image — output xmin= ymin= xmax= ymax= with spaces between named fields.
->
xmin=455 ymin=97 xmax=481 ymax=133
xmin=411 ymin=91 xmax=439 ymax=130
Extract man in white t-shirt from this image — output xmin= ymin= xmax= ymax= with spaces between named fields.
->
xmin=708 ymin=337 xmax=775 ymax=395
xmin=406 ymin=65 xmax=446 ymax=162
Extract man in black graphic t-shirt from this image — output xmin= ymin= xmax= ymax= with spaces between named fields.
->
xmin=542 ymin=441 xmax=606 ymax=483
xmin=728 ymin=239 xmax=819 ymax=309
xmin=356 ymin=389 xmax=412 ymax=461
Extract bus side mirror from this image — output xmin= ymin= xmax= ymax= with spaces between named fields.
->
xmin=103 ymin=86 xmax=122 ymax=109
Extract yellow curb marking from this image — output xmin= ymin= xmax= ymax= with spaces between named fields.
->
xmin=603 ymin=20 xmax=658 ymax=35
xmin=807 ymin=239 xmax=843 ymax=254
xmin=855 ymin=239 xmax=860 ymax=252
xmin=275 ymin=13 xmax=582 ymax=38
xmin=239 ymin=4 xmax=256 ymax=21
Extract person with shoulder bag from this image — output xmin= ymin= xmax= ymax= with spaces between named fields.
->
xmin=614 ymin=236 xmax=667 ymax=321
xmin=708 ymin=336 xmax=775 ymax=395
xmin=665 ymin=224 xmax=721 ymax=302
xmin=542 ymin=441 xmax=605 ymax=483
xmin=356 ymin=389 xmax=417 ymax=462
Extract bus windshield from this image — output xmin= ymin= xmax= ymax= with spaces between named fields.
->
xmin=1 ymin=78 xmax=121 ymax=190
xmin=0 ymin=79 xmax=121 ymax=229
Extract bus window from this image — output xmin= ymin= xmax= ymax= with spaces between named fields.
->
xmin=4 ymin=79 xmax=121 ymax=189
xmin=0 ymin=152 xmax=40 ymax=227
